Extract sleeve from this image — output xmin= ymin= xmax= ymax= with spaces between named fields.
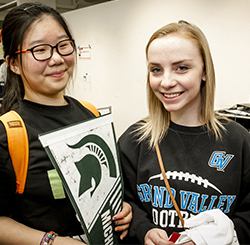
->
xmin=118 ymin=127 xmax=157 ymax=244
xmin=232 ymin=130 xmax=250 ymax=244
xmin=0 ymin=122 xmax=17 ymax=217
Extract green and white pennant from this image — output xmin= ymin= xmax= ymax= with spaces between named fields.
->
xmin=39 ymin=114 xmax=123 ymax=245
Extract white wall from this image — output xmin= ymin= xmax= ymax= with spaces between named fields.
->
xmin=63 ymin=0 xmax=250 ymax=137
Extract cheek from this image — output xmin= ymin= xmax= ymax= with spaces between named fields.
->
xmin=184 ymin=73 xmax=202 ymax=90
xmin=65 ymin=55 xmax=75 ymax=73
xmin=21 ymin=59 xmax=45 ymax=77
xmin=149 ymin=75 xmax=159 ymax=92
xmin=66 ymin=53 xmax=75 ymax=65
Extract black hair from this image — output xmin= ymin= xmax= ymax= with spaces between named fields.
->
xmin=0 ymin=59 xmax=5 ymax=66
xmin=1 ymin=2 xmax=74 ymax=114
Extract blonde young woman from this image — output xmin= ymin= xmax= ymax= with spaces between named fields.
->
xmin=118 ymin=20 xmax=250 ymax=245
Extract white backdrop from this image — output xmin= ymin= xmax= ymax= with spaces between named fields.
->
xmin=63 ymin=0 xmax=250 ymax=137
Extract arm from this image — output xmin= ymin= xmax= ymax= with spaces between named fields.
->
xmin=118 ymin=127 xmax=196 ymax=245
xmin=0 ymin=125 xmax=84 ymax=245
xmin=232 ymin=166 xmax=250 ymax=243
xmin=0 ymin=202 xmax=131 ymax=245
xmin=118 ymin=130 xmax=158 ymax=243
xmin=233 ymin=183 xmax=250 ymax=244
xmin=231 ymin=132 xmax=250 ymax=244
xmin=0 ymin=217 xmax=84 ymax=245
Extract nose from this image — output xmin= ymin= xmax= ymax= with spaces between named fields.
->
xmin=161 ymin=71 xmax=176 ymax=88
xmin=49 ymin=48 xmax=64 ymax=64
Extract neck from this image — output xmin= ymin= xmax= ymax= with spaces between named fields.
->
xmin=171 ymin=115 xmax=203 ymax=127
xmin=24 ymin=93 xmax=67 ymax=106
xmin=170 ymin=107 xmax=203 ymax=127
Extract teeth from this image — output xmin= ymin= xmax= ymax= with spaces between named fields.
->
xmin=163 ymin=93 xmax=181 ymax=98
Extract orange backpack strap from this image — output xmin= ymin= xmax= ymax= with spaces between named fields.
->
xmin=0 ymin=111 xmax=29 ymax=194
xmin=78 ymin=100 xmax=100 ymax=117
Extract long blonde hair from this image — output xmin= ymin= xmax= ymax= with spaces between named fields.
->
xmin=136 ymin=20 xmax=225 ymax=148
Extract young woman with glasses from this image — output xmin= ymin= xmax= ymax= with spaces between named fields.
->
xmin=0 ymin=2 xmax=131 ymax=245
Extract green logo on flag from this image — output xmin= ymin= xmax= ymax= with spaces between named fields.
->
xmin=68 ymin=134 xmax=117 ymax=197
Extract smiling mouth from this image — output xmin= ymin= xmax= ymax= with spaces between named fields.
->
xmin=163 ymin=92 xmax=182 ymax=98
xmin=49 ymin=71 xmax=65 ymax=77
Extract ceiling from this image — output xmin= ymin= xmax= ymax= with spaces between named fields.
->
xmin=0 ymin=0 xmax=112 ymax=14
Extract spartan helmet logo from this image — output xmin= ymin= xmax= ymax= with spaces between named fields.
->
xmin=67 ymin=134 xmax=117 ymax=197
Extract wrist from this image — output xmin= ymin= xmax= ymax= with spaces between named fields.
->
xmin=53 ymin=236 xmax=86 ymax=245
xmin=40 ymin=231 xmax=58 ymax=245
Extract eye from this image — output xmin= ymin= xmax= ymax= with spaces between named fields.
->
xmin=33 ymin=45 xmax=48 ymax=54
xmin=176 ymin=65 xmax=189 ymax=72
xmin=150 ymin=67 xmax=162 ymax=74
xmin=178 ymin=65 xmax=188 ymax=71
xmin=59 ymin=43 xmax=69 ymax=49
xmin=34 ymin=48 xmax=45 ymax=53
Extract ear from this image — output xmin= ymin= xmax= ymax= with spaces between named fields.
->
xmin=6 ymin=55 xmax=21 ymax=75
xmin=202 ymin=70 xmax=206 ymax=82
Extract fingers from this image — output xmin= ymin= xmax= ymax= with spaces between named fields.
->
xmin=114 ymin=222 xmax=129 ymax=232
xmin=113 ymin=213 xmax=132 ymax=227
xmin=112 ymin=202 xmax=132 ymax=227
xmin=112 ymin=202 xmax=132 ymax=239
xmin=113 ymin=220 xmax=129 ymax=240
xmin=113 ymin=222 xmax=129 ymax=241
xmin=145 ymin=228 xmax=174 ymax=245
xmin=183 ymin=241 xmax=196 ymax=245
xmin=112 ymin=202 xmax=132 ymax=221
xmin=119 ymin=230 xmax=128 ymax=240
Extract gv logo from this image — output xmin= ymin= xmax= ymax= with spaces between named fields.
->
xmin=67 ymin=134 xmax=117 ymax=197
xmin=208 ymin=151 xmax=234 ymax=172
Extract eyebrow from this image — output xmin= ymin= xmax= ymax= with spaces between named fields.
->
xmin=148 ymin=62 xmax=160 ymax=66
xmin=148 ymin=59 xmax=193 ymax=67
xmin=28 ymin=35 xmax=69 ymax=46
xmin=147 ymin=62 xmax=160 ymax=70
xmin=172 ymin=59 xmax=193 ymax=65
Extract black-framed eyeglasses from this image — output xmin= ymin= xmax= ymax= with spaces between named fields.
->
xmin=15 ymin=39 xmax=75 ymax=61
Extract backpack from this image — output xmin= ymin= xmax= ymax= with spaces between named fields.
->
xmin=0 ymin=100 xmax=100 ymax=194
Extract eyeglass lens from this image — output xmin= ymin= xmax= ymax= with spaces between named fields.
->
xmin=33 ymin=40 xmax=74 ymax=61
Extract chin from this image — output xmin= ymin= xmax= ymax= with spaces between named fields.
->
xmin=162 ymin=104 xmax=180 ymax=112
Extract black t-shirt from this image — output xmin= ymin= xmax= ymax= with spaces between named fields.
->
xmin=0 ymin=96 xmax=96 ymax=236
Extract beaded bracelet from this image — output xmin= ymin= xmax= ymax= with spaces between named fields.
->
xmin=40 ymin=231 xmax=58 ymax=245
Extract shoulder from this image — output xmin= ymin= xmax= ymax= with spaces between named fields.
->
xmin=0 ymin=111 xmax=12 ymax=144
xmin=64 ymin=96 xmax=80 ymax=105
xmin=219 ymin=119 xmax=250 ymax=150
xmin=222 ymin=119 xmax=250 ymax=138
xmin=119 ymin=120 xmax=144 ymax=142
xmin=0 ymin=120 xmax=7 ymax=146
xmin=118 ymin=120 xmax=148 ymax=154
xmin=65 ymin=96 xmax=99 ymax=117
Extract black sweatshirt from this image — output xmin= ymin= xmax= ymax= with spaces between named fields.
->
xmin=118 ymin=120 xmax=250 ymax=244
